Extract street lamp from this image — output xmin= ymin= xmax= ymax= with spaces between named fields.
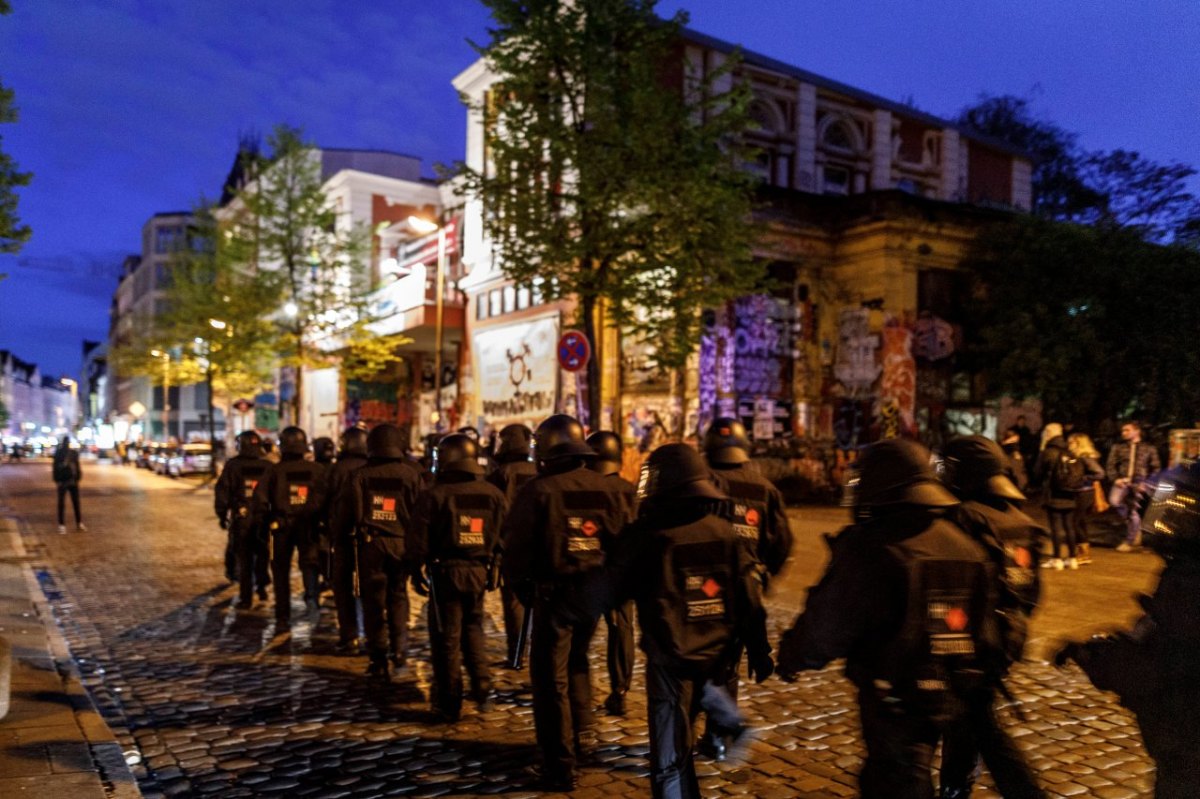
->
xmin=406 ymin=216 xmax=447 ymax=432
xmin=150 ymin=349 xmax=170 ymax=441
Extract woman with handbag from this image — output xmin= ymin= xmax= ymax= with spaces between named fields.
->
xmin=1067 ymin=432 xmax=1106 ymax=565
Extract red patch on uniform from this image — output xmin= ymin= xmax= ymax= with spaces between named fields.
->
xmin=1014 ymin=547 xmax=1032 ymax=568
xmin=296 ymin=486 xmax=308 ymax=500
xmin=248 ymin=481 xmax=257 ymax=490
xmin=744 ymin=508 xmax=760 ymax=527
xmin=945 ymin=607 xmax=969 ymax=632
xmin=702 ymin=578 xmax=721 ymax=598
xmin=470 ymin=517 xmax=483 ymax=533
xmin=381 ymin=497 xmax=395 ymax=512
xmin=718 ymin=427 xmax=731 ymax=436
xmin=581 ymin=520 xmax=598 ymax=537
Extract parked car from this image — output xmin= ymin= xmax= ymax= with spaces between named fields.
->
xmin=167 ymin=444 xmax=212 ymax=477
xmin=151 ymin=445 xmax=174 ymax=475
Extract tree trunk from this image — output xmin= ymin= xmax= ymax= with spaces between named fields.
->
xmin=668 ymin=368 xmax=685 ymax=442
xmin=293 ymin=330 xmax=304 ymax=429
xmin=581 ymin=294 xmax=602 ymax=429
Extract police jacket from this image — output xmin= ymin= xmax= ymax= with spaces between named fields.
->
xmin=345 ymin=457 xmax=424 ymax=550
xmin=711 ymin=463 xmax=793 ymax=576
xmin=215 ymin=454 xmax=272 ymax=526
xmin=778 ymin=508 xmax=1000 ymax=713
xmin=487 ymin=458 xmax=538 ymax=505
xmin=1073 ymin=557 xmax=1200 ymax=769
xmin=500 ymin=462 xmax=630 ymax=588
xmin=608 ymin=499 xmax=768 ymax=673
xmin=952 ymin=497 xmax=1047 ymax=667
xmin=410 ymin=473 xmax=508 ymax=593
xmin=320 ymin=452 xmax=368 ymax=543
xmin=251 ymin=455 xmax=326 ymax=531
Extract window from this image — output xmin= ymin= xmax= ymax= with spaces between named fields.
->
xmin=155 ymin=263 xmax=172 ymax=289
xmin=822 ymin=121 xmax=854 ymax=152
xmin=502 ymin=286 xmax=516 ymax=314
xmin=489 ymin=289 xmax=502 ymax=317
xmin=516 ymin=285 xmax=530 ymax=310
xmin=194 ymin=383 xmax=210 ymax=410
xmin=154 ymin=225 xmax=181 ymax=254
xmin=822 ymin=166 xmax=850 ymax=195
xmin=531 ymin=278 xmax=545 ymax=306
xmin=476 ymin=294 xmax=488 ymax=321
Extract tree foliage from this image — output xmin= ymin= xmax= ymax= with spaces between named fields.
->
xmin=0 ymin=0 xmax=31 ymax=255
xmin=456 ymin=0 xmax=762 ymax=421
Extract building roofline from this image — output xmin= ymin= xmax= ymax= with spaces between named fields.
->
xmin=320 ymin=146 xmax=426 ymax=162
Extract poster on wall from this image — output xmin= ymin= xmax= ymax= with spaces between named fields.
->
xmin=474 ymin=314 xmax=559 ymax=427
xmin=345 ymin=380 xmax=405 ymax=428
xmin=737 ymin=398 xmax=792 ymax=441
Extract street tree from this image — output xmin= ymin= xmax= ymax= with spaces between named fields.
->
xmin=456 ymin=0 xmax=762 ymax=425
xmin=0 ymin=0 xmax=31 ymax=256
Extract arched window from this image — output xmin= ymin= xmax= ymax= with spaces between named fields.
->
xmin=748 ymin=99 xmax=784 ymax=135
xmin=822 ymin=120 xmax=855 ymax=152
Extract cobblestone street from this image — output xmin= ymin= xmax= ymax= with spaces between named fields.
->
xmin=0 ymin=461 xmax=1165 ymax=797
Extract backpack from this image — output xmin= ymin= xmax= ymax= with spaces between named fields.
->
xmin=1052 ymin=451 xmax=1087 ymax=492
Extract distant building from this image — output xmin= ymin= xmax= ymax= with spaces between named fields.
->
xmin=0 ymin=350 xmax=75 ymax=439
xmin=80 ymin=339 xmax=108 ymax=428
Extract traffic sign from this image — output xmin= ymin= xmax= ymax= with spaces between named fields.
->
xmin=557 ymin=330 xmax=591 ymax=372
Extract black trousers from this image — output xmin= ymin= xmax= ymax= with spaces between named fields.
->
xmin=501 ymin=583 xmax=526 ymax=664
xmin=940 ymin=690 xmax=1044 ymax=798
xmin=646 ymin=659 xmax=742 ymax=799
xmin=429 ymin=584 xmax=491 ymax=715
xmin=857 ymin=686 xmax=941 ymax=799
xmin=223 ymin=527 xmax=237 ymax=581
xmin=330 ymin=538 xmax=361 ymax=645
xmin=529 ymin=594 xmax=599 ymax=781
xmin=605 ymin=601 xmax=635 ymax=698
xmin=359 ymin=534 xmax=409 ymax=660
xmin=1045 ymin=507 xmax=1076 ymax=560
xmin=235 ymin=521 xmax=270 ymax=605
xmin=56 ymin=483 xmax=80 ymax=525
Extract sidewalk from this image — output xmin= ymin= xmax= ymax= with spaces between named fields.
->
xmin=0 ymin=516 xmax=141 ymax=798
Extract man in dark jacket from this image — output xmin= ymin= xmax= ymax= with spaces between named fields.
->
xmin=1056 ymin=462 xmax=1200 ymax=798
xmin=501 ymin=414 xmax=631 ymax=792
xmin=52 ymin=436 xmax=84 ymax=533
xmin=778 ymin=439 xmax=1001 ymax=799
xmin=251 ymin=427 xmax=326 ymax=628
xmin=215 ymin=430 xmax=272 ymax=608
xmin=486 ymin=423 xmax=538 ymax=667
xmin=410 ymin=433 xmax=508 ymax=720
xmin=343 ymin=423 xmax=424 ymax=678
xmin=1105 ymin=420 xmax=1162 ymax=551
xmin=321 ymin=426 xmax=369 ymax=653
xmin=699 ymin=417 xmax=793 ymax=759
xmin=939 ymin=435 xmax=1047 ymax=799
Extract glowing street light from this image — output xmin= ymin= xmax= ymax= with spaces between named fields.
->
xmin=283 ymin=301 xmax=299 ymax=318
xmin=208 ymin=318 xmax=227 ymax=330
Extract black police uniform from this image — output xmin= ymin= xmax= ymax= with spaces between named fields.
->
xmin=322 ymin=446 xmax=369 ymax=649
xmin=600 ymin=472 xmax=638 ymax=712
xmin=411 ymin=470 xmax=507 ymax=718
xmin=252 ymin=452 xmax=326 ymax=625
xmin=487 ymin=454 xmax=538 ymax=664
xmin=501 ymin=458 xmax=629 ymax=787
xmin=347 ymin=451 xmax=424 ymax=672
xmin=215 ymin=449 xmax=272 ymax=606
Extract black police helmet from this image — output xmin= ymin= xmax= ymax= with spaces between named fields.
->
xmin=586 ymin=431 xmax=623 ymax=477
xmin=279 ymin=426 xmax=309 ymax=457
xmin=703 ymin=417 xmax=751 ymax=465
xmin=313 ymin=437 xmax=336 ymax=463
xmin=496 ymin=424 xmax=533 ymax=460
xmin=534 ymin=415 xmax=594 ymax=462
xmin=1141 ymin=462 xmax=1200 ymax=558
xmin=367 ymin=423 xmax=407 ymax=460
xmin=941 ymin=435 xmax=1025 ymax=502
xmin=437 ymin=433 xmax=484 ymax=475
xmin=855 ymin=439 xmax=958 ymax=512
xmin=339 ymin=425 xmax=368 ymax=457
xmin=235 ymin=430 xmax=262 ymax=457
xmin=639 ymin=444 xmax=725 ymax=501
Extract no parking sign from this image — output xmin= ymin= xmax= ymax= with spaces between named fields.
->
xmin=557 ymin=330 xmax=591 ymax=372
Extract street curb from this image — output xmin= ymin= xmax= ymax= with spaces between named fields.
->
xmin=0 ymin=517 xmax=144 ymax=798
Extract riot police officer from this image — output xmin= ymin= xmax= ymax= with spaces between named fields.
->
xmin=322 ymin=425 xmax=369 ymax=653
xmin=1056 ymin=461 xmax=1200 ymax=798
xmin=344 ymin=423 xmax=424 ymax=678
xmin=215 ymin=430 xmax=272 ymax=608
xmin=604 ymin=443 xmax=771 ymax=798
xmin=313 ymin=437 xmax=336 ymax=465
xmin=777 ymin=439 xmax=1001 ymax=799
xmin=586 ymin=430 xmax=638 ymax=717
xmin=308 ymin=436 xmax=337 ymax=599
xmin=501 ymin=414 xmax=630 ymax=792
xmin=486 ymin=423 xmax=537 ymax=666
xmin=251 ymin=426 xmax=326 ymax=628
xmin=699 ymin=417 xmax=794 ymax=759
xmin=939 ymin=435 xmax=1047 ymax=799
xmin=410 ymin=433 xmax=508 ymax=720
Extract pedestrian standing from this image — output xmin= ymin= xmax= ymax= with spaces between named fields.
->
xmin=1034 ymin=423 xmax=1082 ymax=569
xmin=215 ymin=430 xmax=272 ymax=607
xmin=1105 ymin=420 xmax=1161 ymax=552
xmin=1066 ymin=432 xmax=1105 ymax=565
xmin=323 ymin=426 xmax=369 ymax=653
xmin=586 ymin=430 xmax=639 ymax=717
xmin=500 ymin=414 xmax=631 ymax=792
xmin=485 ymin=423 xmax=538 ymax=667
xmin=777 ymin=439 xmax=1001 ymax=799
xmin=344 ymin=423 xmax=424 ymax=678
xmin=251 ymin=427 xmax=326 ymax=629
xmin=409 ymin=433 xmax=507 ymax=720
xmin=1000 ymin=428 xmax=1030 ymax=494
xmin=52 ymin=436 xmax=85 ymax=533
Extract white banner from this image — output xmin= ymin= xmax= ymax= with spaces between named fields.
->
xmin=474 ymin=315 xmax=559 ymax=426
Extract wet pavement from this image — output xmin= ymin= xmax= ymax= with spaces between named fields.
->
xmin=0 ymin=460 xmax=1164 ymax=797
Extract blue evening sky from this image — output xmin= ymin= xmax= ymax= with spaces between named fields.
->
xmin=1 ymin=0 xmax=1197 ymax=377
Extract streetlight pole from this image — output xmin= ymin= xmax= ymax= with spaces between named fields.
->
xmin=434 ymin=224 xmax=446 ymax=431
xmin=150 ymin=349 xmax=170 ymax=441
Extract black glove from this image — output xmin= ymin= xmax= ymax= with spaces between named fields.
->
xmin=486 ymin=559 xmax=500 ymax=592
xmin=412 ymin=571 xmax=430 ymax=597
xmin=748 ymin=651 xmax=774 ymax=684
xmin=218 ymin=516 xmax=228 ymax=530
xmin=1053 ymin=641 xmax=1080 ymax=669
xmin=515 ymin=581 xmax=534 ymax=608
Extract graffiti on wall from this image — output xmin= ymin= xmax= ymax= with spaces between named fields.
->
xmin=879 ymin=320 xmax=916 ymax=437
xmin=833 ymin=308 xmax=881 ymax=396
xmin=913 ymin=313 xmax=956 ymax=362
xmin=698 ymin=306 xmax=736 ymax=434
xmin=346 ymin=380 xmax=404 ymax=428
xmin=733 ymin=295 xmax=790 ymax=397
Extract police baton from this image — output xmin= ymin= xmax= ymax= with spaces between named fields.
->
xmin=426 ymin=565 xmax=443 ymax=635
xmin=512 ymin=603 xmax=533 ymax=670
xmin=351 ymin=530 xmax=361 ymax=599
